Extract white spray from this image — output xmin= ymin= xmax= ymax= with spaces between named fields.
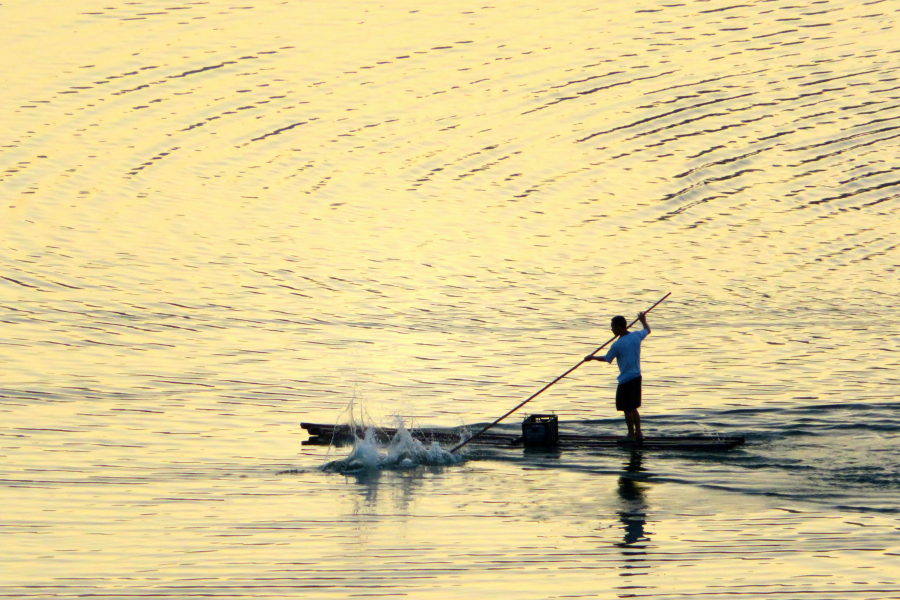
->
xmin=322 ymin=417 xmax=466 ymax=473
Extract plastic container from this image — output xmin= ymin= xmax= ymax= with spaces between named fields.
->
xmin=522 ymin=414 xmax=559 ymax=447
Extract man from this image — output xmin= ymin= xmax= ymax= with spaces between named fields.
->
xmin=584 ymin=311 xmax=650 ymax=441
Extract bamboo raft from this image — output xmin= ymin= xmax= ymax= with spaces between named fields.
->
xmin=301 ymin=422 xmax=745 ymax=452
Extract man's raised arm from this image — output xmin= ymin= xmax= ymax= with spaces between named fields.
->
xmin=638 ymin=311 xmax=651 ymax=334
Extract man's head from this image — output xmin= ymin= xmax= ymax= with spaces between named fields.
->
xmin=610 ymin=315 xmax=628 ymax=336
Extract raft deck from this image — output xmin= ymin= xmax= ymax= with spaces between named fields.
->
xmin=300 ymin=422 xmax=745 ymax=452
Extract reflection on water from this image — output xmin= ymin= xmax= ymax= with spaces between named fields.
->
xmin=349 ymin=467 xmax=382 ymax=511
xmin=347 ymin=465 xmax=447 ymax=515
xmin=617 ymin=451 xmax=650 ymax=549
xmin=617 ymin=451 xmax=651 ymax=587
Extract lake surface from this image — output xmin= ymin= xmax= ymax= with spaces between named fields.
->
xmin=1 ymin=0 xmax=899 ymax=597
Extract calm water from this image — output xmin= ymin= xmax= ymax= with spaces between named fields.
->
xmin=2 ymin=0 xmax=899 ymax=597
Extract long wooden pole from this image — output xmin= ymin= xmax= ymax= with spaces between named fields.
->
xmin=449 ymin=292 xmax=671 ymax=453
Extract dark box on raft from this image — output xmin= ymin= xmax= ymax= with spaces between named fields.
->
xmin=300 ymin=419 xmax=745 ymax=452
xmin=522 ymin=414 xmax=559 ymax=447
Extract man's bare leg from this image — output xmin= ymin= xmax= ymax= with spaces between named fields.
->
xmin=624 ymin=411 xmax=635 ymax=438
xmin=624 ymin=410 xmax=643 ymax=440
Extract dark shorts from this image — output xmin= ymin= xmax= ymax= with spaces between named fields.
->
xmin=616 ymin=376 xmax=642 ymax=411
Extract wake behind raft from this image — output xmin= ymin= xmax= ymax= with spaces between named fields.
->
xmin=301 ymin=415 xmax=745 ymax=453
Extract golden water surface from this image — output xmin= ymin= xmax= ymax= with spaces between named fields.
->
xmin=2 ymin=0 xmax=899 ymax=597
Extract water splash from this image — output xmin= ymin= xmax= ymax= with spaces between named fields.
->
xmin=322 ymin=385 xmax=379 ymax=465
xmin=322 ymin=419 xmax=466 ymax=474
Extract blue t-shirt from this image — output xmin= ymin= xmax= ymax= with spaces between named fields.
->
xmin=604 ymin=328 xmax=649 ymax=384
